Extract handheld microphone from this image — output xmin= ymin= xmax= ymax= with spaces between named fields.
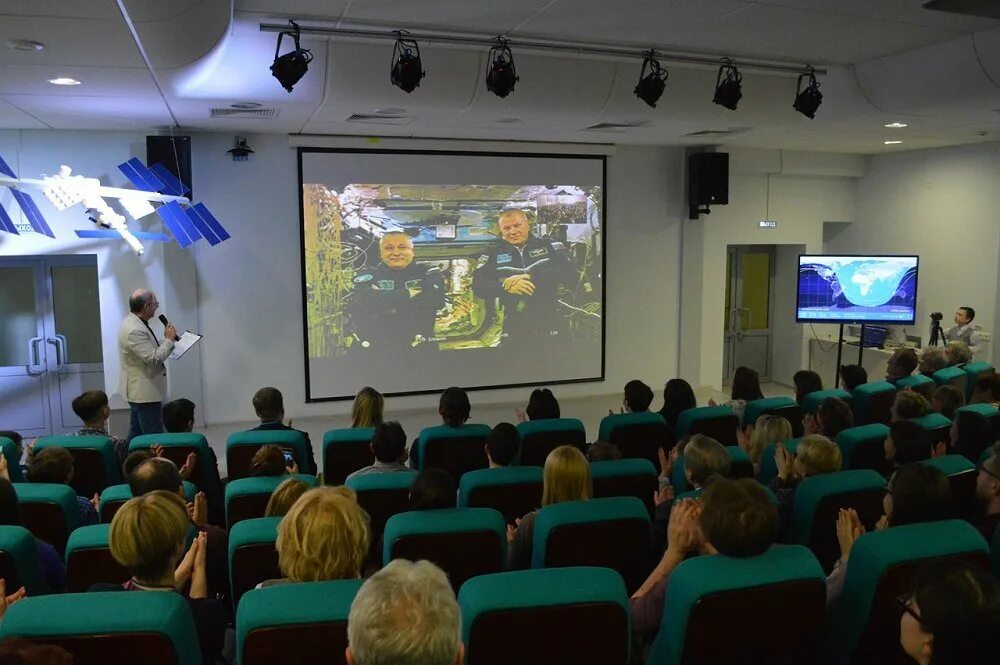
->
xmin=158 ymin=314 xmax=181 ymax=341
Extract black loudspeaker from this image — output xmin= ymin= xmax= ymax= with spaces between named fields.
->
xmin=146 ymin=135 xmax=192 ymax=199
xmin=688 ymin=152 xmax=729 ymax=219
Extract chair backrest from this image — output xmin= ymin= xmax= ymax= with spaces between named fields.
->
xmin=993 ymin=523 xmax=1000 ymax=578
xmin=129 ymin=433 xmax=223 ymax=516
xmin=516 ymin=418 xmax=587 ymax=467
xmin=14 ymin=482 xmax=80 ymax=554
xmin=322 ymin=428 xmax=375 ymax=486
xmin=99 ymin=482 xmax=198 ymax=523
xmin=920 ymin=455 xmax=978 ymax=520
xmin=744 ymin=397 xmax=805 ymax=436
xmin=383 ymin=508 xmax=506 ymax=593
xmin=828 ymin=520 xmax=990 ymax=665
xmin=0 ymin=437 xmax=25 ymax=482
xmin=911 ymin=413 xmax=952 ymax=446
xmin=649 ymin=545 xmax=826 ymax=665
xmin=346 ymin=471 xmax=419 ymax=562
xmin=893 ymin=374 xmax=935 ymax=399
xmin=224 ymin=474 xmax=319 ymax=528
xmin=237 ymin=579 xmax=364 ymax=665
xmin=672 ymin=446 xmax=752 ymax=493
xmin=229 ymin=517 xmax=281 ymax=608
xmin=65 ymin=524 xmax=129 ymax=592
xmin=851 ymin=382 xmax=896 ymax=426
xmin=459 ymin=567 xmax=630 ymax=665
xmin=674 ymin=407 xmax=740 ymax=448
xmin=792 ymin=470 xmax=887 ymax=572
xmin=34 ymin=435 xmax=121 ymax=497
xmin=0 ymin=525 xmax=48 ymax=596
xmin=226 ymin=430 xmax=311 ymax=480
xmin=415 ymin=424 xmax=491 ymax=481
xmin=598 ymin=412 xmax=670 ymax=470
xmin=591 ymin=458 xmax=658 ymax=518
xmin=532 ymin=496 xmax=651 ymax=595
xmin=957 ymin=403 xmax=1000 ymax=443
xmin=756 ymin=437 xmax=803 ymax=486
xmin=932 ymin=365 xmax=968 ymax=394
xmin=457 ymin=467 xmax=543 ymax=524
xmin=835 ymin=424 xmax=891 ymax=472
xmin=961 ymin=361 xmax=995 ymax=400
xmin=0 ymin=591 xmax=202 ymax=665
xmin=801 ymin=389 xmax=853 ymax=414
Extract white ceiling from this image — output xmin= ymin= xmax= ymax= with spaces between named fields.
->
xmin=1 ymin=0 xmax=1000 ymax=153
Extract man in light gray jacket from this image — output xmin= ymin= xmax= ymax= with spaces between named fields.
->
xmin=118 ymin=289 xmax=175 ymax=441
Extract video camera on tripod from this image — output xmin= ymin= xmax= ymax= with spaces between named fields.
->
xmin=929 ymin=312 xmax=945 ymax=346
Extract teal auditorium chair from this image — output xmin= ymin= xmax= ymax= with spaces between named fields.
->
xmin=532 ymin=496 xmax=650 ymax=595
xmin=14 ymin=482 xmax=80 ymax=554
xmin=672 ymin=446 xmax=752 ymax=494
xmin=0 ymin=591 xmax=202 ymax=665
xmin=649 ymin=545 xmax=826 ymax=665
xmin=961 ymin=361 xmax=995 ymax=401
xmin=229 ymin=517 xmax=281 ymax=608
xmin=237 ymin=579 xmax=363 ymax=665
xmin=957 ymin=403 xmax=1000 ymax=443
xmin=911 ymin=412 xmax=952 ymax=446
xmin=458 ymin=467 xmax=542 ymax=524
xmin=100 ymin=481 xmax=197 ymax=523
xmin=226 ymin=430 xmax=314 ymax=481
xmin=383 ymin=508 xmax=506 ymax=592
xmin=756 ymin=437 xmax=803 ymax=486
xmin=931 ymin=365 xmax=968 ymax=394
xmin=591 ymin=459 xmax=658 ymax=518
xmin=835 ymin=424 xmax=891 ymax=472
xmin=826 ymin=520 xmax=989 ymax=665
xmin=225 ymin=474 xmax=319 ymax=528
xmin=598 ymin=412 xmax=669 ymax=471
xmin=801 ymin=389 xmax=853 ymax=414
xmin=65 ymin=524 xmax=129 ymax=592
xmin=347 ymin=471 xmax=418 ymax=561
xmin=744 ymin=397 xmax=805 ymax=437
xmin=675 ymin=406 xmax=740 ymax=448
xmin=516 ymin=418 xmax=586 ymax=467
xmin=0 ymin=525 xmax=49 ymax=596
xmin=130 ymin=433 xmax=224 ymax=525
xmin=893 ymin=373 xmax=935 ymax=399
xmin=35 ymin=435 xmax=121 ymax=497
xmin=993 ymin=526 xmax=1000 ymax=578
xmin=851 ymin=381 xmax=896 ymax=425
xmin=322 ymin=427 xmax=375 ymax=486
xmin=791 ymin=470 xmax=886 ymax=572
xmin=459 ymin=567 xmax=630 ymax=665
xmin=413 ymin=424 xmax=491 ymax=481
xmin=0 ymin=437 xmax=25 ymax=482
xmin=920 ymin=455 xmax=977 ymax=519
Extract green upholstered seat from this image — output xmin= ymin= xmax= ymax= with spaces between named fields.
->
xmin=590 ymin=459 xmax=658 ymax=517
xmin=237 ymin=579 xmax=364 ymax=665
xmin=597 ymin=412 xmax=670 ymax=470
xmin=414 ymin=424 xmax=491 ymax=481
xmin=957 ymin=403 xmax=1000 ymax=444
xmin=458 ymin=567 xmax=630 ymax=665
xmin=382 ymin=507 xmax=507 ymax=564
xmin=835 ymin=424 xmax=890 ymax=471
xmin=756 ymin=438 xmax=803 ymax=486
xmin=931 ymin=366 xmax=968 ymax=391
xmin=129 ymin=433 xmax=223 ymax=513
xmin=674 ymin=406 xmax=740 ymax=447
xmin=801 ymin=389 xmax=853 ymax=414
xmin=64 ymin=523 xmax=129 ymax=592
xmin=851 ymin=381 xmax=896 ymax=425
xmin=322 ymin=428 xmax=375 ymax=486
xmin=919 ymin=454 xmax=975 ymax=477
xmin=892 ymin=374 xmax=935 ymax=397
xmin=346 ymin=470 xmax=418 ymax=559
xmin=961 ymin=362 xmax=995 ymax=400
xmin=744 ymin=397 xmax=801 ymax=428
xmin=920 ymin=454 xmax=978 ymax=519
xmin=229 ymin=517 xmax=281 ymax=608
xmin=226 ymin=430 xmax=314 ymax=480
xmin=648 ymin=545 xmax=826 ymax=665
xmin=35 ymin=435 xmax=121 ymax=497
xmin=0 ymin=590 xmax=202 ymax=665
xmin=671 ymin=445 xmax=750 ymax=492
xmin=99 ymin=482 xmax=197 ymax=522
xmin=225 ymin=474 xmax=318 ymax=528
xmin=346 ymin=470 xmax=419 ymax=494
xmin=674 ymin=482 xmax=778 ymax=506
xmin=457 ymin=467 xmax=542 ymax=523
xmin=0 ymin=437 xmax=25 ymax=482
xmin=0 ymin=525 xmax=48 ymax=596
xmin=516 ymin=418 xmax=586 ymax=466
xmin=911 ymin=413 xmax=952 ymax=445
xmin=14 ymin=482 xmax=80 ymax=553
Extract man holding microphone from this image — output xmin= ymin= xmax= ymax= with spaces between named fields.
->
xmin=118 ymin=289 xmax=176 ymax=440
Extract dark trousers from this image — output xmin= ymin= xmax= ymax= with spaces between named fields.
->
xmin=127 ymin=401 xmax=163 ymax=442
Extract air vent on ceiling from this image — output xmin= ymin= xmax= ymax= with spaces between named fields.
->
xmin=582 ymin=120 xmax=649 ymax=131
xmin=345 ymin=113 xmax=414 ymax=125
xmin=684 ymin=128 xmax=751 ymax=137
xmin=210 ymin=108 xmax=278 ymax=119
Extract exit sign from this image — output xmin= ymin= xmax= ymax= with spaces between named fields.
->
xmin=759 ymin=220 xmax=777 ymax=229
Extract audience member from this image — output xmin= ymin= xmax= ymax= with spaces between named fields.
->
xmin=484 ymin=422 xmax=520 ymax=468
xmin=587 ymin=441 xmax=622 ymax=462
xmin=519 ymin=388 xmax=560 ymax=422
xmin=951 ymin=410 xmax=994 ymax=463
xmin=248 ymin=444 xmax=296 ymax=477
xmin=622 ymin=380 xmax=654 ymax=413
xmin=974 ymin=443 xmax=1000 ymax=541
xmin=351 ymin=387 xmax=384 ymax=429
xmin=0 ymin=639 xmax=72 ymax=664
xmin=0 ymin=477 xmax=64 ymax=592
xmin=738 ymin=414 xmax=792 ymax=470
xmin=71 ymin=390 xmax=127 ymax=463
xmin=439 ymin=387 xmax=471 ymax=427
xmin=839 ymin=364 xmax=868 ymax=393
xmin=160 ymin=396 xmax=224 ymax=525
xmin=885 ymin=421 xmax=932 ymax=471
xmin=261 ymin=487 xmax=369 ymax=586
xmin=658 ymin=378 xmax=697 ymax=451
xmin=919 ymin=348 xmax=949 ymax=376
xmin=892 ymin=391 xmax=931 ymax=422
xmin=711 ymin=367 xmax=764 ymax=420
xmin=932 ymin=385 xmax=965 ymax=420
xmin=264 ymin=478 xmax=311 ymax=518
xmin=886 ymin=347 xmax=918 ymax=384
xmin=249 ymin=387 xmax=316 ymax=473
xmin=0 ymin=431 xmax=23 ymax=463
xmin=347 ymin=422 xmax=409 ymax=481
xmin=971 ymin=374 xmax=1000 ymax=407
xmin=346 ymin=559 xmax=462 ymax=665
xmin=409 ymin=469 xmax=457 ymax=511
xmin=508 ymin=445 xmax=591 ymax=569
xmin=162 ymin=398 xmax=196 ymax=433
xmin=771 ymin=435 xmax=842 ymax=537
xmin=793 ymin=370 xmax=824 ymax=405
xmin=25 ymin=447 xmax=98 ymax=526
xmin=122 ymin=449 xmax=154 ymax=480
xmin=945 ymin=340 xmax=973 ymax=367
xmin=805 ymin=397 xmax=854 ymax=438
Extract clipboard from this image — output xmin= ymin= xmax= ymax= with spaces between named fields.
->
xmin=169 ymin=331 xmax=202 ymax=360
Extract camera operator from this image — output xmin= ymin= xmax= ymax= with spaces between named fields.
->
xmin=940 ymin=307 xmax=988 ymax=358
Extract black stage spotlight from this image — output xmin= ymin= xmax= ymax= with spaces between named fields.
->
xmin=634 ymin=50 xmax=668 ymax=107
xmin=713 ymin=58 xmax=743 ymax=111
xmin=391 ymin=31 xmax=425 ymax=93
xmin=270 ymin=20 xmax=313 ymax=93
xmin=486 ymin=36 xmax=519 ymax=98
xmin=793 ymin=65 xmax=823 ymax=119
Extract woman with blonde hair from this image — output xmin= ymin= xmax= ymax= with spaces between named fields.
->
xmin=738 ymin=414 xmax=792 ymax=469
xmin=260 ymin=486 xmax=370 ymax=586
xmin=507 ymin=445 xmax=592 ymax=570
xmin=352 ymin=387 xmax=384 ymax=429
xmin=264 ymin=478 xmax=311 ymax=518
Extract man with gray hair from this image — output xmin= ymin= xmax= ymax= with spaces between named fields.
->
xmin=118 ymin=289 xmax=176 ymax=440
xmin=347 ymin=559 xmax=463 ymax=665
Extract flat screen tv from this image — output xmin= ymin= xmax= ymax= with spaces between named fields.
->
xmin=796 ymin=255 xmax=919 ymax=325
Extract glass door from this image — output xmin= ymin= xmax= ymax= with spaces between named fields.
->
xmin=0 ymin=261 xmax=49 ymax=437
xmin=723 ymin=246 xmax=775 ymax=383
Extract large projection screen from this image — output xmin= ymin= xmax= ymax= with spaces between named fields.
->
xmin=299 ymin=148 xmax=606 ymax=401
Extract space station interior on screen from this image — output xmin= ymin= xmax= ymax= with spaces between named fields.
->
xmin=303 ymin=184 xmax=603 ymax=358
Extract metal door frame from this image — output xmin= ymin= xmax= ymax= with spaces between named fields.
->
xmin=723 ymin=245 xmax=776 ymax=384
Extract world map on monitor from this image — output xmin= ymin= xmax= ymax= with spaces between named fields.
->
xmin=796 ymin=255 xmax=919 ymax=324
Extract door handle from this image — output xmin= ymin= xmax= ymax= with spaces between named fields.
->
xmin=26 ymin=337 xmax=45 ymax=375
xmin=55 ymin=334 xmax=68 ymax=367
xmin=45 ymin=337 xmax=66 ymax=373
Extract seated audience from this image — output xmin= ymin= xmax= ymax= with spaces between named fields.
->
xmin=0 ymin=476 xmax=65 ymax=592
xmin=409 ymin=469 xmax=457 ymax=511
xmin=25 ymin=447 xmax=98 ymax=526
xmin=100 ymin=491 xmax=226 ymax=665
xmin=919 ymin=348 xmax=949 ymax=376
xmin=738 ymin=414 xmax=792 ymax=470
xmin=884 ymin=421 xmax=932 ymax=471
xmin=346 ymin=559 xmax=462 ymax=665
xmin=248 ymin=387 xmax=316 ymax=473
xmin=974 ymin=443 xmax=1000 ymax=540
xmin=658 ymin=378 xmax=697 ymax=451
xmin=347 ymin=422 xmax=409 ymax=481
xmin=485 ymin=423 xmax=520 ymax=468
xmin=517 ymin=388 xmax=560 ymax=422
xmin=508 ymin=445 xmax=592 ymax=570
xmin=945 ymin=340 xmax=973 ymax=367
xmin=771 ymin=435 xmax=842 ymax=538
xmin=261 ymin=486 xmax=369 ymax=586
xmin=932 ymin=385 xmax=965 ymax=420
xmin=793 ymin=369 xmax=824 ymax=405
xmin=587 ymin=441 xmax=623 ymax=462
xmin=892 ymin=391 xmax=931 ymax=422
xmin=410 ymin=387 xmax=473 ymax=468
xmin=710 ymin=366 xmax=764 ymax=420
xmin=971 ymin=374 xmax=1000 ymax=407
xmin=631 ymin=478 xmax=778 ymax=644
xmin=622 ymin=380 xmax=654 ymax=413
xmin=71 ymin=390 xmax=127 ymax=463
xmin=899 ymin=563 xmax=1000 ymax=665
xmin=162 ymin=398 xmax=197 ymax=433
xmin=160 ymin=397 xmax=223 ymax=525
xmin=805 ymin=397 xmax=854 ymax=438
xmin=248 ymin=444 xmax=296 ymax=477
xmin=886 ymin=347 xmax=919 ymax=384
xmin=950 ymin=410 xmax=994 ymax=463
xmin=122 ymin=448 xmax=154 ymax=480
xmin=265 ymin=478 xmax=311 ymax=518
xmin=352 ymin=387 xmax=384 ymax=429
xmin=839 ymin=364 xmax=868 ymax=393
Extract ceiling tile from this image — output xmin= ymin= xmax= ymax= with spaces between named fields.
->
xmin=0 ymin=65 xmax=158 ymax=96
xmin=343 ymin=0 xmax=553 ymax=33
xmin=0 ymin=0 xmax=122 ymax=20
xmin=757 ymin=0 xmax=1000 ymax=32
xmin=0 ymin=16 xmax=143 ymax=68
xmin=235 ymin=0 xmax=353 ymax=19
xmin=1 ymin=93 xmax=172 ymax=130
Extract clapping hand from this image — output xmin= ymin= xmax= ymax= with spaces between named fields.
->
xmin=0 ymin=579 xmax=26 ymax=619
xmin=653 ymin=485 xmax=675 ymax=508
xmin=0 ymin=452 xmax=9 ymax=482
xmin=736 ymin=425 xmax=753 ymax=452
xmin=666 ymin=498 xmax=703 ymax=555
xmin=175 ymin=535 xmax=199 ymax=590
xmin=775 ymin=442 xmax=796 ymax=482
xmin=179 ymin=452 xmax=197 ymax=480
xmin=515 ymin=407 xmax=527 ymax=424
xmin=186 ymin=492 xmax=208 ymax=527
xmin=708 ymin=398 xmax=718 ymax=407
xmin=836 ymin=508 xmax=865 ymax=565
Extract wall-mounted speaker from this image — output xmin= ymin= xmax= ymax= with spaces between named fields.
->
xmin=146 ymin=135 xmax=192 ymax=199
xmin=688 ymin=152 xmax=729 ymax=219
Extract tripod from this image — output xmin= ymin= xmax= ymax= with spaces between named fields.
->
xmin=929 ymin=319 xmax=946 ymax=347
